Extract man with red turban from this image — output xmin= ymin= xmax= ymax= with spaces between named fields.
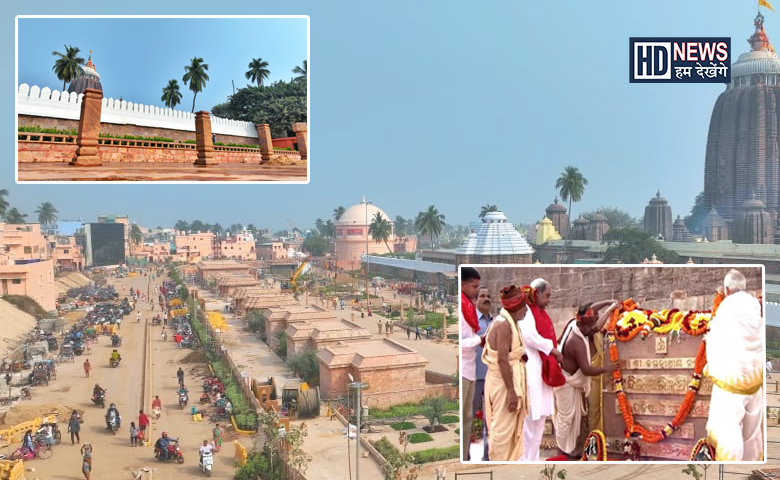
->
xmin=481 ymin=284 xmax=529 ymax=461
xmin=460 ymin=266 xmax=482 ymax=461
xmin=518 ymin=278 xmax=564 ymax=461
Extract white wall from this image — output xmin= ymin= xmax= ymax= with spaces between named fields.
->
xmin=17 ymin=84 xmax=257 ymax=139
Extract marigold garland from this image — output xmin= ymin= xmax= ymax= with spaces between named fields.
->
xmin=580 ymin=430 xmax=608 ymax=461
xmin=606 ymin=299 xmax=709 ymax=444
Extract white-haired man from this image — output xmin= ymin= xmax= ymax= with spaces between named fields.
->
xmin=519 ymin=279 xmax=564 ymax=461
xmin=705 ymin=269 xmax=764 ymax=461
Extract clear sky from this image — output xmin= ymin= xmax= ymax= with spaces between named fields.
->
xmin=4 ymin=0 xmax=770 ymax=232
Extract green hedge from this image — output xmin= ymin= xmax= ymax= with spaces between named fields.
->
xmin=18 ymin=125 xmax=78 ymax=135
xmin=411 ymin=445 xmax=459 ymax=464
xmin=440 ymin=415 xmax=459 ymax=424
xmin=408 ymin=433 xmax=433 ymax=444
xmin=390 ymin=421 xmax=416 ymax=431
xmin=370 ymin=436 xmax=399 ymax=459
xmin=371 ymin=400 xmax=459 ymax=419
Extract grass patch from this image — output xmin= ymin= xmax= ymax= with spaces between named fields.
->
xmin=390 ymin=421 xmax=416 ymax=431
xmin=370 ymin=437 xmax=399 ymax=458
xmin=3 ymin=295 xmax=50 ymax=319
xmin=408 ymin=433 xmax=433 ymax=444
xmin=411 ymin=445 xmax=460 ymax=464
xmin=18 ymin=125 xmax=78 ymax=135
xmin=454 ymin=428 xmax=460 ymax=435
xmin=371 ymin=400 xmax=459 ymax=419
xmin=440 ymin=415 xmax=459 ymax=424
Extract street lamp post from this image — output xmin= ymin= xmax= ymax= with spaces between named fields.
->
xmin=349 ymin=380 xmax=369 ymax=480
xmin=363 ymin=197 xmax=372 ymax=316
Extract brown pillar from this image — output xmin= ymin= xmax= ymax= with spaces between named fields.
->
xmin=256 ymin=124 xmax=273 ymax=163
xmin=194 ymin=111 xmax=217 ymax=166
xmin=69 ymin=88 xmax=103 ymax=166
xmin=292 ymin=122 xmax=308 ymax=160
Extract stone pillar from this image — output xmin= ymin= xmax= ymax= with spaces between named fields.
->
xmin=256 ymin=124 xmax=273 ymax=163
xmin=69 ymin=88 xmax=103 ymax=166
xmin=292 ymin=122 xmax=308 ymax=160
xmin=194 ymin=111 xmax=217 ymax=166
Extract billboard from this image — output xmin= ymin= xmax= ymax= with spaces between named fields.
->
xmin=85 ymin=223 xmax=125 ymax=267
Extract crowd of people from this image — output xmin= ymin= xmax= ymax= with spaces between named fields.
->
xmin=460 ymin=267 xmax=766 ymax=462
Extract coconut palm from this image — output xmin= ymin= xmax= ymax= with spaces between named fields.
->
xmin=0 ymin=189 xmax=9 ymax=219
xmin=555 ymin=166 xmax=589 ymax=232
xmin=332 ymin=206 xmax=346 ymax=221
xmin=51 ymin=45 xmax=85 ymax=91
xmin=394 ymin=215 xmax=409 ymax=237
xmin=211 ymin=223 xmax=224 ymax=237
xmin=479 ymin=204 xmax=498 ymax=219
xmin=369 ymin=212 xmax=393 ymax=253
xmin=4 ymin=208 xmax=28 ymax=225
xmin=174 ymin=220 xmax=189 ymax=233
xmin=246 ymin=57 xmax=271 ymax=87
xmin=34 ymin=201 xmax=58 ymax=228
xmin=161 ymin=79 xmax=183 ymax=109
xmin=414 ymin=205 xmax=446 ymax=248
xmin=182 ymin=57 xmax=210 ymax=113
xmin=292 ymin=60 xmax=307 ymax=82
xmin=130 ymin=223 xmax=143 ymax=246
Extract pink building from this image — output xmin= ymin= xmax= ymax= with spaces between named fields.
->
xmin=334 ymin=199 xmax=417 ymax=269
xmin=220 ymin=232 xmax=256 ymax=261
xmin=175 ymin=231 xmax=216 ymax=262
xmin=47 ymin=235 xmax=85 ymax=272
xmin=257 ymin=242 xmax=286 ymax=260
xmin=0 ymin=222 xmax=58 ymax=310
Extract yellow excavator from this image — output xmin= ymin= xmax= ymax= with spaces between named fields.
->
xmin=281 ymin=260 xmax=308 ymax=293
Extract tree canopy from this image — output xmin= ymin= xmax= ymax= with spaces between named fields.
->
xmin=415 ymin=205 xmax=446 ymax=248
xmin=35 ymin=201 xmax=58 ymax=228
xmin=161 ymin=79 xmax=183 ymax=109
xmin=182 ymin=57 xmax=209 ymax=113
xmin=210 ymin=79 xmax=307 ymax=138
xmin=51 ymin=45 xmax=85 ymax=91
xmin=369 ymin=211 xmax=393 ymax=253
xmin=246 ymin=57 xmax=271 ymax=87
xmin=581 ymin=206 xmax=639 ymax=230
xmin=303 ymin=234 xmax=330 ymax=256
xmin=683 ymin=191 xmax=708 ymax=235
xmin=602 ymin=228 xmax=681 ymax=264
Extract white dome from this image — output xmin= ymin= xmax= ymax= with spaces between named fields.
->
xmin=337 ymin=201 xmax=392 ymax=226
xmin=82 ymin=65 xmax=101 ymax=80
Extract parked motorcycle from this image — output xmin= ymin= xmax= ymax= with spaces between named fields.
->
xmin=199 ymin=450 xmax=213 ymax=476
xmin=154 ymin=438 xmax=184 ymax=463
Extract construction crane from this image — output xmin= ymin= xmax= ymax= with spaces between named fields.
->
xmin=281 ymin=258 xmax=310 ymax=293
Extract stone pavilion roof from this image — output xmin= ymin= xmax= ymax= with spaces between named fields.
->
xmin=455 ymin=211 xmax=534 ymax=256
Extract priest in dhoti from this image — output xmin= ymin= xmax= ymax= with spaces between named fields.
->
xmin=705 ymin=269 xmax=764 ymax=461
xmin=482 ymin=285 xmax=529 ymax=461
xmin=553 ymin=302 xmax=618 ymax=458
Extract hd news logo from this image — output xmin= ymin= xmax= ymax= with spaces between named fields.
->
xmin=629 ymin=38 xmax=731 ymax=83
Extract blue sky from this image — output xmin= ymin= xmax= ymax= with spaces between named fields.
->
xmin=4 ymin=0 xmax=770 ymax=232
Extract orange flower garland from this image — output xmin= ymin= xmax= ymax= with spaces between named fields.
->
xmin=606 ymin=299 xmax=709 ymax=444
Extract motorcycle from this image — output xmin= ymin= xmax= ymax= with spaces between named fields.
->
xmin=109 ymin=357 xmax=121 ymax=368
xmin=154 ymin=438 xmax=184 ymax=463
xmin=105 ymin=411 xmax=121 ymax=435
xmin=178 ymin=390 xmax=189 ymax=409
xmin=92 ymin=389 xmax=106 ymax=408
xmin=199 ymin=393 xmax=211 ymax=404
xmin=199 ymin=450 xmax=213 ymax=476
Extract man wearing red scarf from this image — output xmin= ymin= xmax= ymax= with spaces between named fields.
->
xmin=460 ymin=266 xmax=482 ymax=461
xmin=518 ymin=279 xmax=564 ymax=461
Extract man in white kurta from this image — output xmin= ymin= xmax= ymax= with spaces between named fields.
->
xmin=705 ymin=269 xmax=764 ymax=461
xmin=518 ymin=280 xmax=564 ymax=461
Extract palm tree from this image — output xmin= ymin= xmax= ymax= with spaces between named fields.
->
xmin=555 ymin=166 xmax=589 ymax=231
xmin=479 ymin=204 xmax=498 ymax=219
xmin=394 ymin=215 xmax=408 ymax=237
xmin=174 ymin=220 xmax=189 ymax=233
xmin=34 ymin=201 xmax=58 ymax=228
xmin=246 ymin=58 xmax=271 ymax=87
xmin=332 ymin=206 xmax=346 ymax=221
xmin=182 ymin=57 xmax=210 ymax=113
xmin=369 ymin=212 xmax=393 ymax=253
xmin=292 ymin=60 xmax=307 ymax=82
xmin=4 ymin=208 xmax=28 ymax=224
xmin=160 ymin=79 xmax=183 ymax=109
xmin=414 ymin=205 xmax=446 ymax=248
xmin=130 ymin=223 xmax=143 ymax=246
xmin=51 ymin=45 xmax=85 ymax=91
xmin=0 ymin=189 xmax=9 ymax=219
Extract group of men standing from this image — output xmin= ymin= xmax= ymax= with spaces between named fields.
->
xmin=460 ymin=267 xmax=765 ymax=463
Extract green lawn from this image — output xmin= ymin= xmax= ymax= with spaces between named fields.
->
xmin=440 ymin=415 xmax=459 ymax=424
xmin=390 ymin=421 xmax=416 ymax=430
xmin=408 ymin=432 xmax=433 ymax=444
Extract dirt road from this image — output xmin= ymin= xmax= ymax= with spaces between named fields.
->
xmin=5 ymin=273 xmax=240 ymax=480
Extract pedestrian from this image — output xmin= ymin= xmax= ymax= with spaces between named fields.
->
xmin=385 ymin=321 xmax=390 ymax=337
xmin=415 ymin=325 xmax=421 ymax=340
xmin=177 ymin=367 xmax=185 ymax=388
xmin=68 ymin=412 xmax=81 ymax=444
xmin=138 ymin=409 xmax=150 ymax=436
xmin=81 ymin=443 xmax=92 ymax=480
xmin=212 ymin=133 xmax=216 ymax=143
xmin=4 ymin=372 xmax=11 ymax=386
xmin=43 ymin=423 xmax=55 ymax=449
xmin=116 ymin=317 xmax=122 ymax=330
xmin=130 ymin=421 xmax=139 ymax=447
xmin=175 ymin=333 xmax=183 ymax=349
xmin=377 ymin=320 xmax=382 ymax=335
xmin=406 ymin=325 xmax=411 ymax=339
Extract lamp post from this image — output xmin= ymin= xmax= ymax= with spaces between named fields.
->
xmin=349 ymin=380 xmax=368 ymax=480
